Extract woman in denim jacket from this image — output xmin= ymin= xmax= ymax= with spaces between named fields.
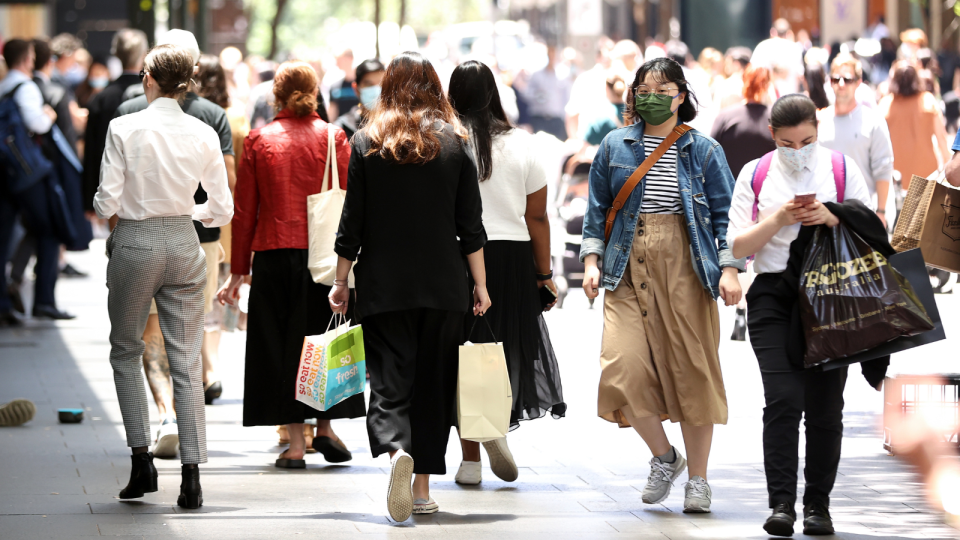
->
xmin=580 ymin=58 xmax=744 ymax=513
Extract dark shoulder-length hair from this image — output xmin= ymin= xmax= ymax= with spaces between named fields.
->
xmin=803 ymin=61 xmax=830 ymax=110
xmin=196 ymin=54 xmax=229 ymax=109
xmin=889 ymin=60 xmax=921 ymax=97
xmin=626 ymin=57 xmax=699 ymax=125
xmin=448 ymin=61 xmax=512 ymax=182
xmin=365 ymin=51 xmax=467 ymax=164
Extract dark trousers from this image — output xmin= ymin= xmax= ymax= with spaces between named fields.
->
xmin=0 ymin=183 xmax=59 ymax=312
xmin=747 ymin=273 xmax=848 ymax=508
xmin=363 ymin=308 xmax=462 ymax=475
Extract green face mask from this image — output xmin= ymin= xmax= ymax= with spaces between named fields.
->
xmin=634 ymin=93 xmax=678 ymax=126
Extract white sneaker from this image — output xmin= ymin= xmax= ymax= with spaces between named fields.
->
xmin=413 ymin=497 xmax=439 ymax=514
xmin=455 ymin=460 xmax=482 ymax=485
xmin=152 ymin=418 xmax=179 ymax=459
xmin=482 ymin=438 xmax=519 ymax=482
xmin=641 ymin=447 xmax=687 ymax=504
xmin=683 ymin=476 xmax=712 ymax=513
xmin=386 ymin=450 xmax=414 ymax=522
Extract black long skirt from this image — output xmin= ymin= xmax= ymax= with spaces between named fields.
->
xmin=464 ymin=240 xmax=566 ymax=429
xmin=242 ymin=249 xmax=366 ymax=426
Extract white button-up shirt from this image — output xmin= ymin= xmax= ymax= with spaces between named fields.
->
xmin=727 ymin=144 xmax=871 ymax=274
xmin=94 ymin=97 xmax=233 ymax=226
xmin=0 ymin=69 xmax=54 ymax=135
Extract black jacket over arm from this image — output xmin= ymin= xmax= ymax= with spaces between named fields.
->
xmin=334 ymin=123 xmax=486 ymax=319
xmin=81 ymin=73 xmax=141 ymax=211
xmin=776 ymin=199 xmax=890 ymax=388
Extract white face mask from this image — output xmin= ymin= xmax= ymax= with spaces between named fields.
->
xmin=778 ymin=142 xmax=817 ymax=174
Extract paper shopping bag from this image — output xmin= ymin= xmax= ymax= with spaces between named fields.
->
xmin=892 ymin=174 xmax=960 ymax=273
xmin=457 ymin=318 xmax=512 ymax=443
xmin=296 ymin=315 xmax=366 ymax=412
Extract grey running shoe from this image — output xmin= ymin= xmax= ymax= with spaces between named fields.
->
xmin=683 ymin=475 xmax=712 ymax=513
xmin=641 ymin=447 xmax=687 ymax=504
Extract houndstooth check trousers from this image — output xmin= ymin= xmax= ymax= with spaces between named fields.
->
xmin=106 ymin=217 xmax=208 ymax=464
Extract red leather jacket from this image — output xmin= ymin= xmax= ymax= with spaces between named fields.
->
xmin=231 ymin=110 xmax=350 ymax=274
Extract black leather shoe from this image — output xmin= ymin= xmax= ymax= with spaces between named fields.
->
xmin=204 ymin=381 xmax=222 ymax=405
xmin=32 ymin=304 xmax=76 ymax=320
xmin=803 ymin=502 xmax=835 ymax=535
xmin=119 ymin=452 xmax=158 ymax=499
xmin=764 ymin=502 xmax=797 ymax=537
xmin=60 ymin=263 xmax=88 ymax=278
xmin=730 ymin=307 xmax=747 ymax=341
xmin=0 ymin=310 xmax=24 ymax=328
xmin=7 ymin=284 xmax=24 ymax=314
xmin=177 ymin=466 xmax=203 ymax=509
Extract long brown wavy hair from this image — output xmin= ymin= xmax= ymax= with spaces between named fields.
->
xmin=364 ymin=52 xmax=466 ymax=164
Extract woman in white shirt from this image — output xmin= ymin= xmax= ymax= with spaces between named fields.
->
xmin=726 ymin=94 xmax=870 ymax=537
xmin=447 ymin=60 xmax=565 ymax=485
xmin=94 ymin=44 xmax=233 ymax=510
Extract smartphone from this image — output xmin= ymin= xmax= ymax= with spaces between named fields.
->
xmin=539 ymin=285 xmax=558 ymax=309
xmin=793 ymin=192 xmax=817 ymax=206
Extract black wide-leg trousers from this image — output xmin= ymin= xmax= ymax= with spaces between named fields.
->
xmin=362 ymin=308 xmax=462 ymax=475
xmin=747 ymin=273 xmax=848 ymax=508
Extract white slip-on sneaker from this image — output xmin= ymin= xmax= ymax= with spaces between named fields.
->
xmin=386 ymin=450 xmax=414 ymax=522
xmin=413 ymin=497 xmax=439 ymax=514
xmin=482 ymin=438 xmax=519 ymax=482
xmin=683 ymin=476 xmax=712 ymax=513
xmin=641 ymin=447 xmax=687 ymax=504
xmin=455 ymin=460 xmax=482 ymax=485
xmin=152 ymin=418 xmax=179 ymax=459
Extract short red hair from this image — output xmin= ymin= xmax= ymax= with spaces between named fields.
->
xmin=273 ymin=61 xmax=318 ymax=117
xmin=742 ymin=65 xmax=771 ymax=103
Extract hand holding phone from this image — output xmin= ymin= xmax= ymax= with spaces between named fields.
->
xmin=793 ymin=192 xmax=817 ymax=206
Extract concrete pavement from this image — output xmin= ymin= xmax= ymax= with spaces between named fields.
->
xmin=1 ymin=240 xmax=959 ymax=539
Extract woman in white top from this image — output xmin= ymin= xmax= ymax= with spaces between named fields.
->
xmin=447 ymin=60 xmax=565 ymax=485
xmin=94 ymin=44 xmax=233 ymax=510
xmin=726 ymin=94 xmax=870 ymax=537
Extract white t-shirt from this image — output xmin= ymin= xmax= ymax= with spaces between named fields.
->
xmin=726 ymin=144 xmax=871 ymax=274
xmin=477 ymin=129 xmax=549 ymax=241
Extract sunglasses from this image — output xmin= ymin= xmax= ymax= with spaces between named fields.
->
xmin=830 ymin=75 xmax=858 ymax=85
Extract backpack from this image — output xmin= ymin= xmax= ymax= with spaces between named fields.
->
xmin=0 ymin=82 xmax=52 ymax=193
xmin=751 ymin=149 xmax=846 ymax=222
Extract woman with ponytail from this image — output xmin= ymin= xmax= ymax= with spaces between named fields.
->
xmin=218 ymin=61 xmax=366 ymax=467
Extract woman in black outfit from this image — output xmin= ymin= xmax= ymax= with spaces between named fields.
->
xmin=329 ymin=52 xmax=491 ymax=522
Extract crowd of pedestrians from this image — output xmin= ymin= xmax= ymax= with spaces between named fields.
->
xmin=2 ymin=15 xmax=960 ymax=537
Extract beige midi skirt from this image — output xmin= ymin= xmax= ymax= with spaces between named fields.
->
xmin=598 ymin=213 xmax=728 ymax=427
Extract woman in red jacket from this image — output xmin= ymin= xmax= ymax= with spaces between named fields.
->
xmin=218 ymin=61 xmax=364 ymax=467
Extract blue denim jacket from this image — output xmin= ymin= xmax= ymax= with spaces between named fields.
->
xmin=579 ymin=121 xmax=745 ymax=298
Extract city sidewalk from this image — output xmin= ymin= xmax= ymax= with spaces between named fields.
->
xmin=1 ymin=240 xmax=958 ymax=539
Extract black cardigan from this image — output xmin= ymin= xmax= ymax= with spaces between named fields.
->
xmin=334 ymin=123 xmax=486 ymax=318
xmin=777 ymin=199 xmax=890 ymax=388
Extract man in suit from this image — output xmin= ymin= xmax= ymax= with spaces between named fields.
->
xmin=81 ymin=28 xmax=147 ymax=213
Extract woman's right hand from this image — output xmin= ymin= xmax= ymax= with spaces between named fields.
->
xmin=473 ymin=284 xmax=492 ymax=316
xmin=582 ymin=255 xmax=601 ymax=299
xmin=329 ymin=283 xmax=350 ymax=314
xmin=217 ymin=273 xmax=244 ymax=306
xmin=775 ymin=201 xmax=804 ymax=227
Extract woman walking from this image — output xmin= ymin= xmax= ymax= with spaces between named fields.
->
xmin=447 ymin=60 xmax=565 ymax=485
xmin=580 ymin=57 xmax=743 ymax=513
xmin=94 ymin=44 xmax=233 ymax=509
xmin=329 ymin=52 xmax=489 ymax=521
xmin=727 ymin=94 xmax=870 ymax=536
xmin=217 ymin=61 xmax=364 ymax=467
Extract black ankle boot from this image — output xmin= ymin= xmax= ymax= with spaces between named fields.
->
xmin=119 ymin=452 xmax=158 ymax=499
xmin=177 ymin=466 xmax=203 ymax=509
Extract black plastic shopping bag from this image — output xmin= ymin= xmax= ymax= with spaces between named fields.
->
xmin=799 ymin=223 xmax=934 ymax=367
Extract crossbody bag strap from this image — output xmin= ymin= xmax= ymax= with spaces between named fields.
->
xmin=604 ymin=124 xmax=691 ymax=243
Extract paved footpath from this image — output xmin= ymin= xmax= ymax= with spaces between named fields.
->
xmin=1 ymin=240 xmax=959 ymax=539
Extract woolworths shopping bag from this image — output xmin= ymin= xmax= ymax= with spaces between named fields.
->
xmin=458 ymin=317 xmax=512 ymax=443
xmin=296 ymin=315 xmax=366 ymax=411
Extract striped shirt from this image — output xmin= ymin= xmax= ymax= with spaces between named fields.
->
xmin=639 ymin=135 xmax=682 ymax=214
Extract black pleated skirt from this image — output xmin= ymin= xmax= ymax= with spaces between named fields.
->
xmin=464 ymin=240 xmax=566 ymax=429
xmin=242 ymin=249 xmax=366 ymax=426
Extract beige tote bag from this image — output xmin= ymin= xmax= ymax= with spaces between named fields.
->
xmin=307 ymin=126 xmax=355 ymax=287
xmin=457 ymin=318 xmax=512 ymax=443
xmin=892 ymin=171 xmax=960 ymax=273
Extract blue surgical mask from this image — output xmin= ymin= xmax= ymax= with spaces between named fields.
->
xmin=89 ymin=77 xmax=109 ymax=90
xmin=64 ymin=64 xmax=87 ymax=87
xmin=359 ymin=85 xmax=381 ymax=110
xmin=778 ymin=142 xmax=817 ymax=174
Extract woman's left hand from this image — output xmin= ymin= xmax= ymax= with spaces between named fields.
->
xmin=473 ymin=284 xmax=492 ymax=316
xmin=794 ymin=201 xmax=840 ymax=227
xmin=217 ymin=273 xmax=244 ymax=306
xmin=538 ymin=278 xmax=558 ymax=312
xmin=718 ymin=267 xmax=742 ymax=307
